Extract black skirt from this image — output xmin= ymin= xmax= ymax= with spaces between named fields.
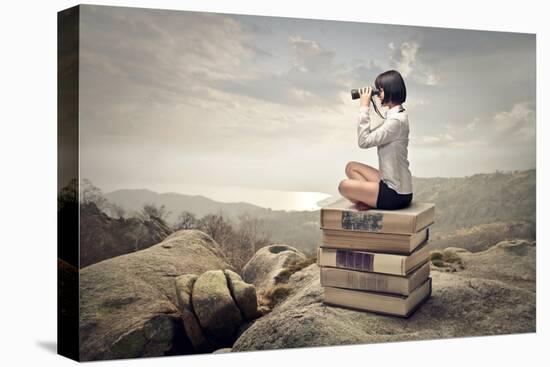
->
xmin=376 ymin=179 xmax=413 ymax=210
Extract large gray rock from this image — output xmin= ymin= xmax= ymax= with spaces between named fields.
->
xmin=192 ymin=270 xmax=243 ymax=347
xmin=458 ymin=239 xmax=535 ymax=289
xmin=242 ymin=244 xmax=306 ymax=291
xmin=174 ymin=274 xmax=212 ymax=352
xmin=79 ymin=230 xmax=234 ymax=361
xmin=232 ymin=240 xmax=536 ymax=351
xmin=224 ymin=269 xmax=261 ymax=320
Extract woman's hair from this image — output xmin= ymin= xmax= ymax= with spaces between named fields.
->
xmin=375 ymin=70 xmax=407 ymax=105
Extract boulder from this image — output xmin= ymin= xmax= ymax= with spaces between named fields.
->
xmin=459 ymin=239 xmax=535 ymax=289
xmin=242 ymin=244 xmax=306 ymax=291
xmin=79 ymin=230 xmax=234 ymax=361
xmin=174 ymin=274 xmax=213 ymax=352
xmin=192 ymin=270 xmax=243 ymax=347
xmin=232 ymin=240 xmax=536 ymax=351
xmin=224 ymin=269 xmax=261 ymax=320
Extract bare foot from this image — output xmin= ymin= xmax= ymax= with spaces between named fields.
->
xmin=354 ymin=201 xmax=372 ymax=211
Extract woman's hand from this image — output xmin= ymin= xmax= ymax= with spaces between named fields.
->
xmin=359 ymin=86 xmax=372 ymax=108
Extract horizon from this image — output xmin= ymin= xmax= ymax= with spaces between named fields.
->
xmin=102 ymin=166 xmax=536 ymax=194
xmin=77 ymin=167 xmax=535 ymax=212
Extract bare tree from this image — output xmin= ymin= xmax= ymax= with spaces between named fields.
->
xmin=140 ymin=203 xmax=171 ymax=222
xmin=174 ymin=211 xmax=198 ymax=230
xmin=58 ymin=178 xmax=78 ymax=210
xmin=80 ymin=178 xmax=108 ymax=210
xmin=108 ymin=202 xmax=126 ymax=219
xmin=197 ymin=210 xmax=234 ymax=246
xmin=237 ymin=212 xmax=272 ymax=252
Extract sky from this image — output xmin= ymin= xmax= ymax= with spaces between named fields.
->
xmin=77 ymin=4 xmax=536 ymax=208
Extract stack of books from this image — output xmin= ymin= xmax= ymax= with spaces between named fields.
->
xmin=318 ymin=197 xmax=436 ymax=317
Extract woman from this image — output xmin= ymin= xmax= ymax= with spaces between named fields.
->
xmin=338 ymin=69 xmax=413 ymax=210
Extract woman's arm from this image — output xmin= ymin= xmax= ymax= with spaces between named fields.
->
xmin=357 ymin=107 xmax=401 ymax=148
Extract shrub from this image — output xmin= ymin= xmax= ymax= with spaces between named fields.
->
xmin=257 ymin=284 xmax=292 ymax=311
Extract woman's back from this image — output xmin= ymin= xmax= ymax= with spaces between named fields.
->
xmin=376 ymin=106 xmax=412 ymax=195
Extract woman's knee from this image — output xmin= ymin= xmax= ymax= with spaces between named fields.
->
xmin=338 ymin=178 xmax=354 ymax=196
xmin=345 ymin=161 xmax=359 ymax=177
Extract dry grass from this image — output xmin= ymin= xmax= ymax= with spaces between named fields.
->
xmin=257 ymin=255 xmax=317 ymax=313
xmin=430 ymin=249 xmax=465 ymax=272
xmin=273 ymin=256 xmax=317 ymax=284
xmin=257 ymin=284 xmax=292 ymax=312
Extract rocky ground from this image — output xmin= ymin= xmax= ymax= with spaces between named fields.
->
xmin=76 ymin=230 xmax=536 ymax=360
xmin=232 ymin=239 xmax=535 ymax=351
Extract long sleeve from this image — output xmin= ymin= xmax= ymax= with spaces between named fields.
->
xmin=357 ymin=105 xmax=401 ymax=148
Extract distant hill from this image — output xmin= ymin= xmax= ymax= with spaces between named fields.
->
xmin=103 ymin=169 xmax=535 ymax=255
xmin=104 ymin=189 xmax=269 ymax=225
xmin=412 ymin=169 xmax=535 ymax=233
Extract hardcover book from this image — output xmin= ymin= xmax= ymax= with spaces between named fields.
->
xmin=321 ymin=197 xmax=435 ymax=234
xmin=321 ymin=226 xmax=430 ymax=254
xmin=317 ymin=240 xmax=430 ymax=276
xmin=320 ymin=261 xmax=430 ymax=295
xmin=323 ymin=278 xmax=433 ymax=317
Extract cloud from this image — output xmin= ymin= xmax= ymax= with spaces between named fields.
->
xmin=389 ymin=41 xmax=419 ymax=77
xmin=79 ymin=5 xmax=289 ymax=143
xmin=210 ymin=35 xmax=350 ymax=109
xmin=493 ymin=102 xmax=535 ymax=141
xmin=414 ymin=132 xmax=482 ymax=149
xmin=388 ymin=41 xmax=440 ymax=86
xmin=413 ymin=102 xmax=535 ymax=149
xmin=80 ymin=6 xmax=267 ymax=107
xmin=426 ymin=73 xmax=440 ymax=86
xmin=413 ymin=132 xmax=458 ymax=148
xmin=467 ymin=117 xmax=480 ymax=130
xmin=289 ymin=36 xmax=336 ymax=73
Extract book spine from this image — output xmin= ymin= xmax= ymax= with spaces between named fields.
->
xmin=335 ymin=249 xmax=374 ymax=271
xmin=320 ymin=268 xmax=407 ymax=294
xmin=319 ymin=249 xmax=405 ymax=275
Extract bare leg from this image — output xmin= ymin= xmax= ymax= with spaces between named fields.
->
xmin=345 ymin=161 xmax=381 ymax=182
xmin=342 ymin=161 xmax=381 ymax=209
xmin=338 ymin=179 xmax=379 ymax=209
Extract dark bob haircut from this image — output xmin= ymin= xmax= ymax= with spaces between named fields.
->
xmin=375 ymin=70 xmax=407 ymax=105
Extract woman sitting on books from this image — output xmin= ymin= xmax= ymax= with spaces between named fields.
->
xmin=338 ymin=69 xmax=413 ymax=210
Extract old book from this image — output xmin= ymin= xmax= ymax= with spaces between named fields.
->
xmin=320 ymin=261 xmax=430 ymax=296
xmin=321 ymin=227 xmax=429 ymax=254
xmin=323 ymin=277 xmax=432 ymax=317
xmin=317 ymin=241 xmax=430 ymax=275
xmin=320 ymin=197 xmax=435 ymax=234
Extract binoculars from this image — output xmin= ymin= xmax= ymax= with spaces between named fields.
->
xmin=350 ymin=87 xmax=380 ymax=100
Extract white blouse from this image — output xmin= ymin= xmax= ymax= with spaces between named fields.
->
xmin=357 ymin=104 xmax=413 ymax=195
